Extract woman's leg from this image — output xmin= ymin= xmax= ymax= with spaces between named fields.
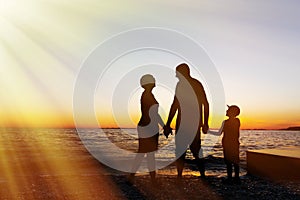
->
xmin=146 ymin=152 xmax=156 ymax=180
xmin=131 ymin=153 xmax=145 ymax=175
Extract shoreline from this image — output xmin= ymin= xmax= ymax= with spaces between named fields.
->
xmin=0 ymin=129 xmax=299 ymax=199
xmin=89 ymin=155 xmax=300 ymax=200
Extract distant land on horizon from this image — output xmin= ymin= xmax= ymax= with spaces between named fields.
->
xmin=244 ymin=126 xmax=300 ymax=131
xmin=281 ymin=126 xmax=300 ymax=131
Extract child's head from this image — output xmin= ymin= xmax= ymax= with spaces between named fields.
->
xmin=140 ymin=74 xmax=155 ymax=89
xmin=226 ymin=105 xmax=240 ymax=118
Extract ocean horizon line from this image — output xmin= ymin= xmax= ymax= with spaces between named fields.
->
xmin=0 ymin=126 xmax=299 ymax=131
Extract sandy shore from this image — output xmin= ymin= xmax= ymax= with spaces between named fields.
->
xmin=0 ymin=129 xmax=299 ymax=199
xmin=117 ymin=169 xmax=300 ymax=200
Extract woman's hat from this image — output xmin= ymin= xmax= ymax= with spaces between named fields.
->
xmin=140 ymin=74 xmax=155 ymax=86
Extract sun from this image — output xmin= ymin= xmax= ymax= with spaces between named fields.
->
xmin=0 ymin=0 xmax=20 ymax=17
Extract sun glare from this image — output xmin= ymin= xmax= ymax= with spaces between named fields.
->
xmin=0 ymin=0 xmax=298 ymax=129
xmin=0 ymin=1 xmax=18 ymax=17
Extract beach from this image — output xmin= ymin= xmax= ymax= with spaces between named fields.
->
xmin=2 ymin=0 xmax=300 ymax=198
xmin=0 ymin=128 xmax=299 ymax=199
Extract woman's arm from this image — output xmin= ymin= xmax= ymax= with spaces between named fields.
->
xmin=149 ymin=104 xmax=165 ymax=127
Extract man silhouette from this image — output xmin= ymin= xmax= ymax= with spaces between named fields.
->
xmin=164 ymin=63 xmax=209 ymax=178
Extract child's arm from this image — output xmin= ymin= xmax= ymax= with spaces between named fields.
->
xmin=207 ymin=120 xmax=225 ymax=136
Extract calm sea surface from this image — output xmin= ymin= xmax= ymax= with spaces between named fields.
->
xmin=82 ymin=129 xmax=300 ymax=163
xmin=1 ymin=128 xmax=299 ymax=164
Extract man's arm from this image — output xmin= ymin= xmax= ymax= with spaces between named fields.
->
xmin=200 ymin=84 xmax=209 ymax=134
xmin=164 ymin=96 xmax=178 ymax=138
xmin=166 ymin=96 xmax=179 ymax=127
xmin=203 ymin=97 xmax=209 ymax=132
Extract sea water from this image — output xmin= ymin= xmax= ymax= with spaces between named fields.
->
xmin=1 ymin=128 xmax=299 ymax=165
xmin=81 ymin=129 xmax=300 ymax=163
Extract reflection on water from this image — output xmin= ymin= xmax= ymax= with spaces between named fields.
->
xmin=0 ymin=128 xmax=298 ymax=200
xmin=1 ymin=128 xmax=299 ymax=163
xmin=0 ymin=128 xmax=124 ymax=199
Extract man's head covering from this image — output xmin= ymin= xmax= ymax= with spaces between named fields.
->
xmin=227 ymin=105 xmax=240 ymax=117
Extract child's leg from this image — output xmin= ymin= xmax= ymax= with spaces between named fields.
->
xmin=224 ymin=149 xmax=233 ymax=179
xmin=233 ymin=146 xmax=240 ymax=179
xmin=225 ymin=160 xmax=233 ymax=179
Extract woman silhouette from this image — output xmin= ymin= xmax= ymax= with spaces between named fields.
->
xmin=129 ymin=74 xmax=165 ymax=183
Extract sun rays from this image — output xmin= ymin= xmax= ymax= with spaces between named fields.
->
xmin=0 ymin=1 xmax=299 ymax=129
xmin=0 ymin=2 xmax=79 ymax=128
xmin=0 ymin=128 xmax=122 ymax=198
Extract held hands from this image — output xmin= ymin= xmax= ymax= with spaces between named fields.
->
xmin=163 ymin=125 xmax=173 ymax=138
xmin=202 ymin=124 xmax=209 ymax=134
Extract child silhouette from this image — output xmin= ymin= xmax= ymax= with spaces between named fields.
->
xmin=209 ymin=105 xmax=241 ymax=183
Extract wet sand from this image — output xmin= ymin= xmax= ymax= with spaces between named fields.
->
xmin=0 ymin=129 xmax=299 ymax=199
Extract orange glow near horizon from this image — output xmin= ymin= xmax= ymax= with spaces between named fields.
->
xmin=239 ymin=112 xmax=300 ymax=130
xmin=0 ymin=113 xmax=75 ymax=128
xmin=1 ymin=111 xmax=299 ymax=130
xmin=0 ymin=1 xmax=299 ymax=131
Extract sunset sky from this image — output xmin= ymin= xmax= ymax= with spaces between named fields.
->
xmin=0 ymin=0 xmax=300 ymax=129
